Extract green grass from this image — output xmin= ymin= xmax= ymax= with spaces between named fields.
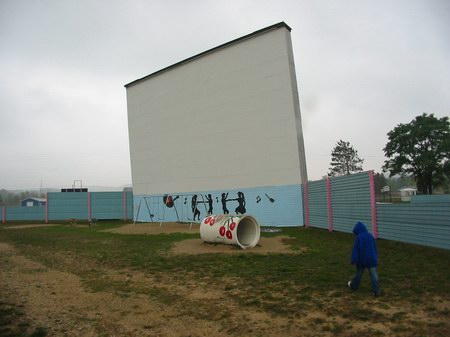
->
xmin=1 ymin=223 xmax=449 ymax=298
xmin=5 ymin=223 xmax=450 ymax=285
xmin=1 ymin=222 xmax=449 ymax=335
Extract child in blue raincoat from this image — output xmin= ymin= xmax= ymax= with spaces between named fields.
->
xmin=348 ymin=221 xmax=380 ymax=296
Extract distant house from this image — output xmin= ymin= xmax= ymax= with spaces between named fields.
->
xmin=399 ymin=187 xmax=417 ymax=202
xmin=20 ymin=197 xmax=47 ymax=207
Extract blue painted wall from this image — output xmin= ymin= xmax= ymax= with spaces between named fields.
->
xmin=134 ymin=184 xmax=304 ymax=226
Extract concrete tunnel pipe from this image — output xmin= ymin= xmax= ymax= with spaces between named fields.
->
xmin=200 ymin=215 xmax=261 ymax=249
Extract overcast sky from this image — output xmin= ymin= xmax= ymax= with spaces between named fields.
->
xmin=1 ymin=0 xmax=449 ymax=190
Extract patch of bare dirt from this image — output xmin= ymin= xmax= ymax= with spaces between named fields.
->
xmin=0 ymin=241 xmax=319 ymax=337
xmin=172 ymin=236 xmax=304 ymax=255
xmin=104 ymin=222 xmax=200 ymax=235
xmin=0 ymin=242 xmax=230 ymax=337
xmin=104 ymin=223 xmax=304 ymax=254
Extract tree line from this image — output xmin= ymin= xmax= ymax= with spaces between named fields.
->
xmin=327 ymin=113 xmax=450 ymax=195
xmin=0 ymin=189 xmax=46 ymax=207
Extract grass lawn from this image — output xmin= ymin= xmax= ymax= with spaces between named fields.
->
xmin=1 ymin=221 xmax=449 ymax=336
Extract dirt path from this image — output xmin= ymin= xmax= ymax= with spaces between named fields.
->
xmin=4 ymin=224 xmax=63 ymax=229
xmin=104 ymin=222 xmax=201 ymax=235
xmin=0 ymin=242 xmax=229 ymax=337
xmin=0 ymin=239 xmax=310 ymax=337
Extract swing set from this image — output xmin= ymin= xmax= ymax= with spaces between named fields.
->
xmin=133 ymin=193 xmax=209 ymax=228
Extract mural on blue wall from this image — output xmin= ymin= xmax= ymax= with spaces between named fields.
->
xmin=163 ymin=195 xmax=179 ymax=207
xmin=232 ymin=191 xmax=246 ymax=214
xmin=256 ymin=193 xmax=275 ymax=204
xmin=191 ymin=195 xmax=201 ymax=221
xmin=134 ymin=185 xmax=303 ymax=227
xmin=221 ymin=193 xmax=229 ymax=214
xmin=265 ymin=193 xmax=275 ymax=203
xmin=205 ymin=194 xmax=213 ymax=215
xmin=158 ymin=191 xmax=250 ymax=221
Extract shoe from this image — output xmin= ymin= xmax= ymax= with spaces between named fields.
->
xmin=373 ymin=291 xmax=380 ymax=297
xmin=347 ymin=281 xmax=352 ymax=289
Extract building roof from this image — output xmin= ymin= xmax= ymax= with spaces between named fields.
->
xmin=21 ymin=197 xmax=46 ymax=202
xmin=124 ymin=22 xmax=292 ymax=88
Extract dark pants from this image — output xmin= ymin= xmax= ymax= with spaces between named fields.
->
xmin=349 ymin=266 xmax=380 ymax=296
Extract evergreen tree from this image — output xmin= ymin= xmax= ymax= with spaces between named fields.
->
xmin=328 ymin=139 xmax=364 ymax=177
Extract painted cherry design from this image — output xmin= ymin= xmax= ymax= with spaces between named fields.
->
xmin=219 ymin=226 xmax=226 ymax=236
xmin=204 ymin=216 xmax=215 ymax=226
xmin=230 ymin=222 xmax=236 ymax=231
xmin=226 ymin=230 xmax=232 ymax=240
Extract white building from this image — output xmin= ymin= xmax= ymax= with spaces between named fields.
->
xmin=125 ymin=22 xmax=307 ymax=226
xmin=399 ymin=187 xmax=417 ymax=202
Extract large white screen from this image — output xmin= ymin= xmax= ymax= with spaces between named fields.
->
xmin=126 ymin=24 xmax=307 ymax=195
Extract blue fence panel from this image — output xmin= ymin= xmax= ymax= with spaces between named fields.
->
xmin=124 ymin=191 xmax=133 ymax=220
xmin=48 ymin=192 xmax=89 ymax=220
xmin=377 ymin=202 xmax=450 ymax=250
xmin=411 ymin=195 xmax=450 ymax=204
xmin=3 ymin=191 xmax=134 ymax=222
xmin=306 ymin=179 xmax=328 ymax=229
xmin=331 ymin=172 xmax=372 ymax=234
xmin=91 ymin=192 xmax=124 ymax=220
xmin=91 ymin=191 xmax=133 ymax=220
xmin=4 ymin=206 xmax=46 ymax=221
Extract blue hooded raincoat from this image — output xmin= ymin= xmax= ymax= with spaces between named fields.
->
xmin=351 ymin=221 xmax=378 ymax=268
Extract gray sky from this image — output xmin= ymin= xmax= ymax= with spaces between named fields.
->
xmin=1 ymin=0 xmax=449 ymax=190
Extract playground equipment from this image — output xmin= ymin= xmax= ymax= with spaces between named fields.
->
xmin=200 ymin=214 xmax=260 ymax=249
xmin=133 ymin=193 xmax=209 ymax=227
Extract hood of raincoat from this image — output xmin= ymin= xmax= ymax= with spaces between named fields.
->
xmin=353 ymin=221 xmax=368 ymax=235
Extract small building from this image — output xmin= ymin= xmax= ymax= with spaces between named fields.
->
xmin=399 ymin=187 xmax=417 ymax=202
xmin=20 ymin=197 xmax=47 ymax=207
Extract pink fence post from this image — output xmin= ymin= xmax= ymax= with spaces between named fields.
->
xmin=303 ymin=183 xmax=309 ymax=227
xmin=368 ymin=170 xmax=378 ymax=239
xmin=326 ymin=177 xmax=333 ymax=232
xmin=123 ymin=191 xmax=127 ymax=222
xmin=2 ymin=207 xmax=5 ymax=223
xmin=45 ymin=193 xmax=48 ymax=223
xmin=88 ymin=192 xmax=91 ymax=223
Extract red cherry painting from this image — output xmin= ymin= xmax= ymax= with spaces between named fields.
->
xmin=219 ymin=226 xmax=226 ymax=236
xmin=226 ymin=230 xmax=232 ymax=239
xmin=230 ymin=222 xmax=236 ymax=231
